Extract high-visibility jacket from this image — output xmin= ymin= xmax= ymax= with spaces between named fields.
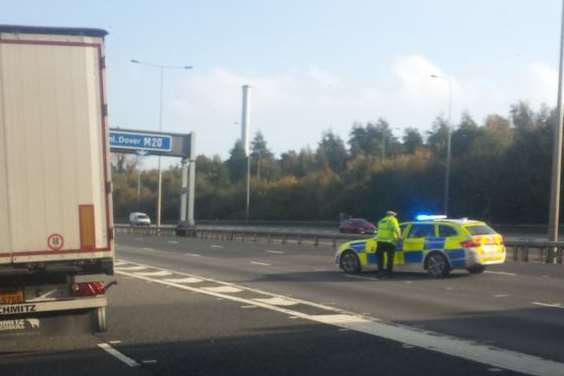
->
xmin=376 ymin=215 xmax=401 ymax=244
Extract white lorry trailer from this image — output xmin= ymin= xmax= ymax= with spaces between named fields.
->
xmin=0 ymin=25 xmax=114 ymax=333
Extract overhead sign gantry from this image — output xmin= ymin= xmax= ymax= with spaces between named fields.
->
xmin=109 ymin=128 xmax=196 ymax=229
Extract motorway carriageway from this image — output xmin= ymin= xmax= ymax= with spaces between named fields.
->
xmin=2 ymin=234 xmax=564 ymax=376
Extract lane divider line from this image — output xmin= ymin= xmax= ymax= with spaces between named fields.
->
xmin=344 ymin=274 xmax=380 ymax=281
xmin=97 ymin=343 xmax=139 ymax=367
xmin=211 ymin=245 xmax=224 ymax=249
xmin=167 ymin=240 xmax=179 ymax=244
xmin=532 ymin=302 xmax=564 ymax=309
xmin=266 ymin=250 xmax=285 ymax=254
xmin=250 ymin=261 xmax=271 ymax=266
xmin=115 ymin=260 xmax=564 ymax=376
xmin=484 ymin=271 xmax=517 ymax=276
xmin=185 ymin=253 xmax=202 ymax=257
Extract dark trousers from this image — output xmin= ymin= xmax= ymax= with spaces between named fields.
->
xmin=377 ymin=241 xmax=396 ymax=273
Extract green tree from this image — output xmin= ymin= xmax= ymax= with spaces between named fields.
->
xmin=317 ymin=131 xmax=348 ymax=173
xmin=225 ymin=140 xmax=247 ymax=182
xmin=402 ymin=128 xmax=424 ymax=154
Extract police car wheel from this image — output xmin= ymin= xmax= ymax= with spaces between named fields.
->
xmin=340 ymin=251 xmax=361 ymax=273
xmin=467 ymin=265 xmax=486 ymax=274
xmin=426 ymin=253 xmax=450 ymax=278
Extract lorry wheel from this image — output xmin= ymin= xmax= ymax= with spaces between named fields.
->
xmin=426 ymin=253 xmax=450 ymax=278
xmin=340 ymin=251 xmax=361 ymax=273
xmin=467 ymin=265 xmax=486 ymax=274
xmin=94 ymin=307 xmax=107 ymax=332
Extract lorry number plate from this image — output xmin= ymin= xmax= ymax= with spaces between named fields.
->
xmin=0 ymin=290 xmax=24 ymax=305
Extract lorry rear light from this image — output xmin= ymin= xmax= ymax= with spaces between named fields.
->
xmin=461 ymin=239 xmax=480 ymax=248
xmin=71 ymin=281 xmax=105 ymax=296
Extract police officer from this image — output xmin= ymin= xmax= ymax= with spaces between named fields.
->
xmin=376 ymin=210 xmax=401 ymax=277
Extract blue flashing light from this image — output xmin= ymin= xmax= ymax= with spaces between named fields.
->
xmin=415 ymin=214 xmax=447 ymax=221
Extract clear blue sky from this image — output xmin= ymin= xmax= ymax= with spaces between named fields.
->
xmin=2 ymin=1 xmax=563 ymax=159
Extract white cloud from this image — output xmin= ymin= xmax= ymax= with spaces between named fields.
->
xmin=527 ymin=61 xmax=558 ymax=106
xmin=161 ymin=55 xmax=560 ymax=159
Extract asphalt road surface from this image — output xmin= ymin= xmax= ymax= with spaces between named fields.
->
xmin=2 ymin=234 xmax=563 ymax=376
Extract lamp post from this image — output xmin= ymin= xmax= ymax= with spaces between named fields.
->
xmin=548 ymin=0 xmax=564 ymax=247
xmin=430 ymin=74 xmax=453 ymax=216
xmin=131 ymin=59 xmax=193 ymax=227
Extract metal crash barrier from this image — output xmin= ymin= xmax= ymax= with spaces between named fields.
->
xmin=114 ymin=225 xmax=564 ymax=264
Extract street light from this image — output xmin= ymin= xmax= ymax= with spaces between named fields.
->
xmin=131 ymin=59 xmax=193 ymax=228
xmin=430 ymin=74 xmax=453 ymax=216
xmin=548 ymin=0 xmax=564 ymax=247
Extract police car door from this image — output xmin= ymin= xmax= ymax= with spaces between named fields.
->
xmin=402 ymin=223 xmax=435 ymax=267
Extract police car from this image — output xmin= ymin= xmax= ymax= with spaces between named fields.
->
xmin=336 ymin=215 xmax=506 ymax=278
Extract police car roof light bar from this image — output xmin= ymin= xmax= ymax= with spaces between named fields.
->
xmin=416 ymin=214 xmax=447 ymax=221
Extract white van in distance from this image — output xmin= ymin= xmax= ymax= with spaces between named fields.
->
xmin=129 ymin=212 xmax=151 ymax=226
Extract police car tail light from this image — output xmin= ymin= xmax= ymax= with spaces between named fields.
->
xmin=71 ymin=282 xmax=105 ymax=296
xmin=461 ymin=239 xmax=480 ymax=248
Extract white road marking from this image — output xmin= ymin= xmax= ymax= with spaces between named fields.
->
xmin=142 ymin=247 xmax=154 ymax=251
xmin=493 ymin=294 xmax=509 ymax=298
xmin=164 ymin=277 xmax=203 ymax=284
xmin=114 ymin=261 xmax=128 ymax=266
xmin=241 ymin=305 xmax=257 ymax=309
xmin=253 ymin=297 xmax=298 ymax=306
xmin=108 ymin=340 xmax=122 ymax=345
xmin=210 ymin=245 xmax=224 ymax=249
xmin=167 ymin=240 xmax=179 ymax=244
xmin=266 ymin=250 xmax=284 ymax=254
xmin=141 ymin=360 xmax=158 ymax=365
xmin=202 ymin=286 xmax=243 ymax=293
xmin=312 ymin=314 xmax=369 ymax=324
xmin=116 ymin=260 xmax=564 ymax=376
xmin=115 ymin=266 xmax=147 ymax=272
xmin=98 ymin=343 xmax=139 ymax=367
xmin=135 ymin=270 xmax=172 ymax=277
xmin=344 ymin=274 xmax=379 ymax=281
xmin=250 ymin=261 xmax=271 ymax=266
xmin=532 ymin=302 xmax=564 ymax=309
xmin=484 ymin=271 xmax=517 ymax=276
xmin=185 ymin=253 xmax=201 ymax=257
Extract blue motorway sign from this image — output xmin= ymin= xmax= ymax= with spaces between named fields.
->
xmin=109 ymin=130 xmax=172 ymax=153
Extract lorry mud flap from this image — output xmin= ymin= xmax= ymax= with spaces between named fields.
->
xmin=0 ymin=309 xmax=96 ymax=337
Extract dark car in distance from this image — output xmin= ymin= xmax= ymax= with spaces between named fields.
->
xmin=339 ymin=218 xmax=376 ymax=234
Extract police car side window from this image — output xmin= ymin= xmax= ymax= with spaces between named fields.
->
xmin=408 ymin=224 xmax=434 ymax=238
xmin=439 ymin=225 xmax=458 ymax=238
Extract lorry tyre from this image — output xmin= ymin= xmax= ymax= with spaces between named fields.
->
xmin=94 ymin=306 xmax=107 ymax=332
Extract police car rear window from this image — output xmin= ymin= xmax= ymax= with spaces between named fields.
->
xmin=466 ymin=225 xmax=496 ymax=235
xmin=408 ymin=224 xmax=435 ymax=238
xmin=438 ymin=225 xmax=458 ymax=237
